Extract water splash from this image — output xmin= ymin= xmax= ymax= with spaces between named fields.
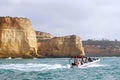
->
xmin=0 ymin=62 xmax=107 ymax=72
xmin=0 ymin=63 xmax=67 ymax=72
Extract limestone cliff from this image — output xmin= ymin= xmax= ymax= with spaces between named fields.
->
xmin=38 ymin=35 xmax=85 ymax=57
xmin=36 ymin=31 xmax=53 ymax=41
xmin=0 ymin=16 xmax=39 ymax=58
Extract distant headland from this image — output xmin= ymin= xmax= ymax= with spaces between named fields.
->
xmin=83 ymin=39 xmax=120 ymax=57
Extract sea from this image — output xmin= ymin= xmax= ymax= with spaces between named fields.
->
xmin=0 ymin=57 xmax=119 ymax=80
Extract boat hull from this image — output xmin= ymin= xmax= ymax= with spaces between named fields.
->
xmin=70 ymin=59 xmax=100 ymax=68
xmin=79 ymin=59 xmax=100 ymax=67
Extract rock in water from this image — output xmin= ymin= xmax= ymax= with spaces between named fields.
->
xmin=38 ymin=35 xmax=85 ymax=57
xmin=0 ymin=16 xmax=38 ymax=58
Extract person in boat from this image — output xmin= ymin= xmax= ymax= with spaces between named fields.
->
xmin=80 ymin=58 xmax=84 ymax=65
xmin=71 ymin=58 xmax=81 ymax=66
xmin=93 ymin=57 xmax=99 ymax=60
xmin=75 ymin=60 xmax=80 ymax=66
xmin=71 ymin=58 xmax=77 ymax=66
xmin=88 ymin=57 xmax=93 ymax=62
xmin=84 ymin=57 xmax=88 ymax=63
xmin=71 ymin=56 xmax=87 ymax=67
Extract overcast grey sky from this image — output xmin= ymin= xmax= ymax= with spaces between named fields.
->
xmin=0 ymin=0 xmax=120 ymax=40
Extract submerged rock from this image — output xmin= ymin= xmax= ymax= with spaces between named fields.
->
xmin=0 ymin=16 xmax=40 ymax=58
xmin=38 ymin=35 xmax=85 ymax=57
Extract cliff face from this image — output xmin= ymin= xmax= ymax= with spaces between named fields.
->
xmin=0 ymin=16 xmax=38 ymax=58
xmin=83 ymin=40 xmax=120 ymax=57
xmin=38 ymin=35 xmax=85 ymax=57
xmin=84 ymin=45 xmax=120 ymax=57
xmin=36 ymin=31 xmax=53 ymax=40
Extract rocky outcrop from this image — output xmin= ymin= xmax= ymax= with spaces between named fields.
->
xmin=36 ymin=31 xmax=53 ymax=41
xmin=0 ymin=16 xmax=39 ymax=58
xmin=38 ymin=35 xmax=85 ymax=57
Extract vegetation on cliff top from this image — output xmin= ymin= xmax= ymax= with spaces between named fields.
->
xmin=83 ymin=39 xmax=120 ymax=48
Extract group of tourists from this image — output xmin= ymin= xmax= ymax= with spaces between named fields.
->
xmin=71 ymin=57 xmax=95 ymax=66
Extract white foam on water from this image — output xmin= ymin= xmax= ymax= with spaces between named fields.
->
xmin=0 ymin=62 xmax=108 ymax=72
xmin=78 ymin=63 xmax=108 ymax=68
xmin=66 ymin=62 xmax=108 ymax=69
xmin=0 ymin=63 xmax=67 ymax=72
xmin=66 ymin=64 xmax=71 ymax=69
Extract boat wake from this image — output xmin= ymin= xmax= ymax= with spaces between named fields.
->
xmin=0 ymin=63 xmax=67 ymax=72
xmin=0 ymin=63 xmax=106 ymax=72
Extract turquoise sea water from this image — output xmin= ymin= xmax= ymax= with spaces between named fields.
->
xmin=0 ymin=57 xmax=119 ymax=80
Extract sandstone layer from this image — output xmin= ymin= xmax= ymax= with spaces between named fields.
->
xmin=38 ymin=35 xmax=85 ymax=57
xmin=0 ymin=16 xmax=39 ymax=58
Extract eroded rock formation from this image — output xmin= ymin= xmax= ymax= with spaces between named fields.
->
xmin=38 ymin=35 xmax=85 ymax=57
xmin=0 ymin=16 xmax=39 ymax=58
xmin=36 ymin=31 xmax=53 ymax=41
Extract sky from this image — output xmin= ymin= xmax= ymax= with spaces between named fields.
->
xmin=0 ymin=0 xmax=120 ymax=40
